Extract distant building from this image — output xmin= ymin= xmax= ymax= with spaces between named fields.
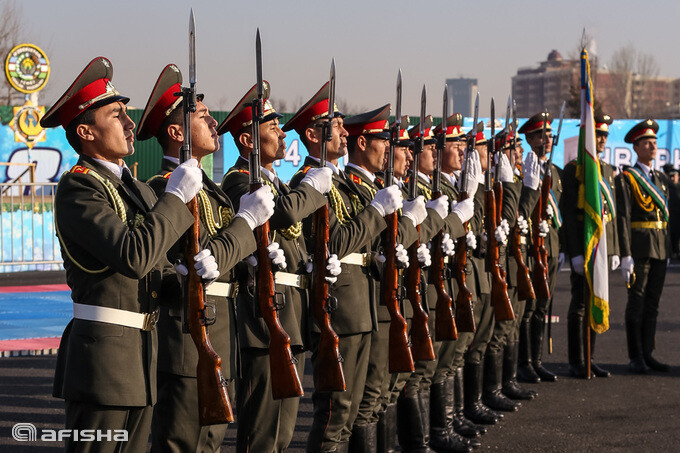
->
xmin=446 ymin=77 xmax=478 ymax=117
xmin=512 ymin=50 xmax=578 ymax=117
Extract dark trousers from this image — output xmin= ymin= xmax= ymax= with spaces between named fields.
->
xmin=307 ymin=332 xmax=371 ymax=452
xmin=356 ymin=322 xmax=390 ymax=425
xmin=465 ymin=293 xmax=495 ymax=365
xmin=65 ymin=400 xmax=152 ymax=453
xmin=151 ymin=372 xmax=230 ymax=453
xmin=488 ymin=287 xmax=522 ymax=354
xmin=236 ymin=347 xmax=305 ymax=453
xmin=626 ymin=258 xmax=667 ymax=359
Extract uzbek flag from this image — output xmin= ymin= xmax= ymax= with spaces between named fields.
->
xmin=577 ymin=48 xmax=609 ymax=333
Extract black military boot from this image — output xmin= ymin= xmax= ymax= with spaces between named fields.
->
xmin=397 ymin=393 xmax=433 ymax=452
xmin=429 ymin=381 xmax=473 ymax=452
xmin=501 ymin=341 xmax=537 ymax=400
xmin=530 ymin=317 xmax=558 ymax=382
xmin=335 ymin=440 xmax=350 ymax=453
xmin=463 ymin=362 xmax=503 ymax=425
xmin=642 ymin=317 xmax=670 ymax=372
xmin=378 ymin=403 xmax=398 ymax=453
xmin=349 ymin=422 xmax=377 ymax=453
xmin=589 ymin=332 xmax=611 ymax=377
xmin=451 ymin=370 xmax=486 ymax=438
xmin=567 ymin=313 xmax=588 ymax=379
xmin=517 ymin=318 xmax=541 ymax=383
xmin=482 ymin=348 xmax=520 ymax=412
xmin=626 ymin=318 xmax=648 ymax=374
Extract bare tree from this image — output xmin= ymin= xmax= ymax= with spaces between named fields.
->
xmin=0 ymin=0 xmax=26 ymax=106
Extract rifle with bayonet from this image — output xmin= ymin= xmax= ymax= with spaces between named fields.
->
xmin=530 ymin=110 xmax=552 ymax=300
xmin=406 ymin=86 xmax=437 ymax=360
xmin=508 ymin=100 xmax=536 ymax=301
xmin=384 ymin=70 xmax=415 ymax=373
xmin=250 ymin=29 xmax=304 ymax=399
xmin=432 ymin=85 xmax=458 ymax=341
xmin=453 ymin=93 xmax=479 ymax=333
xmin=311 ymin=59 xmax=346 ymax=392
xmin=180 ymin=10 xmax=234 ymax=425
xmin=485 ymin=98 xmax=514 ymax=321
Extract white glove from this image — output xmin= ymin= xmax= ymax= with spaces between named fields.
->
xmin=571 ymin=255 xmax=585 ymax=276
xmin=611 ymin=255 xmax=621 ymax=271
xmin=621 ymin=256 xmax=634 ymax=283
xmin=500 ymin=219 xmax=510 ymax=238
xmin=403 ymin=195 xmax=427 ymax=227
xmin=396 ymin=244 xmax=410 ymax=268
xmin=460 ymin=150 xmax=482 ymax=198
xmin=165 ymin=158 xmax=202 ymax=203
xmin=523 ymin=151 xmax=541 ymax=190
xmin=538 ymin=220 xmax=549 ymax=237
xmin=425 ymin=195 xmax=449 ymax=220
xmin=417 ymin=243 xmax=431 ymax=267
xmin=452 ymin=197 xmax=474 ymax=223
xmin=557 ymin=252 xmax=566 ymax=272
xmin=370 ymin=185 xmax=403 ymax=216
xmin=517 ymin=215 xmax=529 ymax=235
xmin=494 ymin=225 xmax=508 ymax=245
xmin=442 ymin=233 xmax=456 ymax=257
xmin=235 ymin=185 xmax=275 ymax=229
xmin=175 ymin=249 xmax=220 ymax=286
xmin=498 ymin=153 xmax=514 ymax=183
xmin=465 ymin=230 xmax=477 ymax=250
xmin=301 ymin=167 xmax=333 ymax=194
xmin=481 ymin=230 xmax=488 ymax=251
xmin=546 ymin=204 xmax=554 ymax=219
xmin=267 ymin=242 xmax=287 ymax=270
xmin=326 ymin=254 xmax=341 ymax=284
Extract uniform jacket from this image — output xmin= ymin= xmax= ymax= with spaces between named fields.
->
xmin=53 ymin=155 xmax=194 ymax=407
xmin=147 ymin=158 xmax=257 ymax=378
xmin=616 ymin=163 xmax=671 ymax=260
xmin=222 ymin=156 xmax=327 ymax=349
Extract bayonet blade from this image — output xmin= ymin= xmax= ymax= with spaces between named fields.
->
xmin=395 ymin=69 xmax=402 ymax=130
xmin=504 ymin=95 xmax=511 ymax=131
xmin=419 ymin=85 xmax=426 ymax=137
xmin=443 ymin=85 xmax=448 ymax=131
xmin=189 ymin=9 xmax=196 ymax=85
xmin=255 ymin=29 xmax=263 ymax=100
xmin=490 ymin=97 xmax=495 ymax=141
xmin=328 ymin=59 xmax=336 ymax=122
xmin=554 ymin=100 xmax=566 ymax=146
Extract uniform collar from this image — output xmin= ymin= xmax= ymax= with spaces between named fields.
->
xmin=237 ymin=155 xmax=278 ymax=184
xmin=308 ymin=155 xmax=340 ymax=175
xmin=418 ymin=171 xmax=431 ymax=184
xmin=91 ymin=158 xmax=129 ymax=180
xmin=636 ymin=161 xmax=652 ymax=179
xmin=346 ymin=163 xmax=375 ymax=183
xmin=442 ymin=172 xmax=456 ymax=187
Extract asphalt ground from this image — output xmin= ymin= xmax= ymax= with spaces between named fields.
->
xmin=1 ymin=266 xmax=679 ymax=452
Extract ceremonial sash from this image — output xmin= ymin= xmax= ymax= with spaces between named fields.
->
xmin=599 ymin=177 xmax=616 ymax=219
xmin=623 ymin=167 xmax=669 ymax=221
xmin=548 ymin=190 xmax=563 ymax=229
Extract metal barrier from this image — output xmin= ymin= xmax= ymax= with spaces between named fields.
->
xmin=0 ymin=181 xmax=62 ymax=271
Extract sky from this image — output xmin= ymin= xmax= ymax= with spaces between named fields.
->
xmin=10 ymin=0 xmax=680 ymax=118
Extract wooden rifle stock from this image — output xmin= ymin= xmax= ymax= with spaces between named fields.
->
xmin=384 ymin=211 xmax=415 ymax=372
xmin=312 ymin=204 xmax=346 ymax=391
xmin=512 ymin=220 xmax=536 ymax=301
xmin=530 ymin=187 xmax=550 ymax=300
xmin=252 ymin=182 xmax=304 ymax=400
xmin=185 ymin=198 xmax=234 ymax=425
xmin=485 ymin=187 xmax=514 ymax=322
xmin=431 ymin=194 xmax=458 ymax=341
xmin=453 ymin=192 xmax=476 ymax=332
xmin=406 ymin=226 xmax=435 ymax=361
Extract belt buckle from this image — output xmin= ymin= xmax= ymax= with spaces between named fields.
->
xmin=362 ymin=253 xmax=371 ymax=267
xmin=142 ymin=308 xmax=160 ymax=331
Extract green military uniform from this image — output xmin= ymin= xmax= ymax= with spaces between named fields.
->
xmin=147 ymin=158 xmax=256 ymax=452
xmin=289 ymin=156 xmax=387 ymax=452
xmin=616 ymin=142 xmax=671 ymax=371
xmin=561 ymin=155 xmax=619 ymax=377
xmin=221 ymin=156 xmax=327 ymax=452
xmin=54 ymin=155 xmax=195 ymax=452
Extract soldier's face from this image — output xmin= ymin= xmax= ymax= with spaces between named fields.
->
xmin=362 ymin=136 xmax=388 ymax=173
xmin=327 ymin=117 xmax=348 ymax=160
xmin=526 ymin=131 xmax=552 ymax=159
xmin=418 ymin=143 xmax=436 ymax=175
xmin=259 ymin=118 xmax=287 ymax=165
xmin=83 ymin=101 xmax=135 ymax=163
xmin=393 ymin=145 xmax=409 ymax=178
xmin=442 ymin=140 xmax=463 ymax=173
xmin=633 ymin=137 xmax=657 ymax=165
xmin=190 ymin=101 xmax=219 ymax=158
xmin=514 ymin=142 xmax=524 ymax=166
xmin=476 ymin=142 xmax=488 ymax=171
xmin=596 ymin=132 xmax=608 ymax=154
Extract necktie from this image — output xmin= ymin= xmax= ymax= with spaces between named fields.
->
xmin=121 ymin=169 xmax=146 ymax=207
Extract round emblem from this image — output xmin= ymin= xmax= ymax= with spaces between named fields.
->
xmin=4 ymin=43 xmax=50 ymax=94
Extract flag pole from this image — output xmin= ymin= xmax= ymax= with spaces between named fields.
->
xmin=585 ymin=280 xmax=592 ymax=379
